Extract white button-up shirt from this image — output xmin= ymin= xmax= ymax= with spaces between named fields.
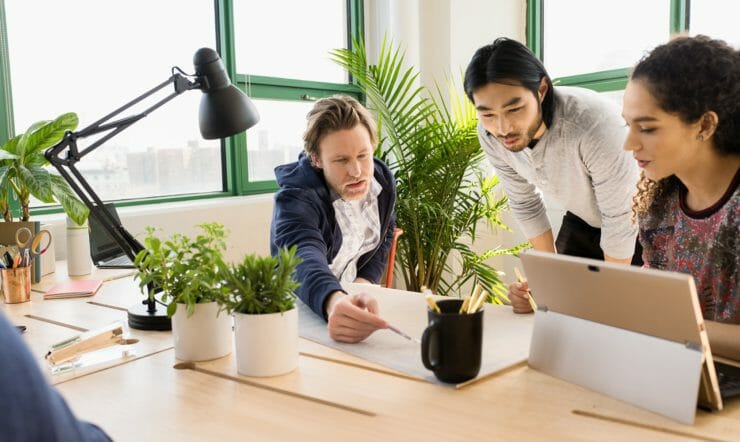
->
xmin=329 ymin=178 xmax=382 ymax=282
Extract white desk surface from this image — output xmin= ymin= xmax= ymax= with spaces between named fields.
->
xmin=1 ymin=269 xmax=738 ymax=441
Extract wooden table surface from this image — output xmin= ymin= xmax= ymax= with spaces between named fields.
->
xmin=1 ymin=269 xmax=738 ymax=441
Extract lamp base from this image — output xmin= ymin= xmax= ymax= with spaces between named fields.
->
xmin=128 ymin=300 xmax=171 ymax=331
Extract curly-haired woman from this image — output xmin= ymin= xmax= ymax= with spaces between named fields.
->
xmin=623 ymin=35 xmax=739 ymax=359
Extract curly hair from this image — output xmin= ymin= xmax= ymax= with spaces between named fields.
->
xmin=630 ymin=35 xmax=740 ymax=220
xmin=303 ymin=95 xmax=377 ymax=158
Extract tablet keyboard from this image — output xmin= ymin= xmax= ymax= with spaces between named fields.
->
xmin=716 ymin=361 xmax=740 ymax=399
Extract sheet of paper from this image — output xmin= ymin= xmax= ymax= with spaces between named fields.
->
xmin=298 ymin=283 xmax=534 ymax=386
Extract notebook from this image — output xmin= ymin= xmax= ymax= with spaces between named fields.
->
xmin=45 ymin=279 xmax=103 ymax=299
xmin=88 ymin=204 xmax=136 ymax=269
xmin=520 ymin=250 xmax=738 ymax=424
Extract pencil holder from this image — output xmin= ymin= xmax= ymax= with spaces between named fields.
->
xmin=421 ymin=299 xmax=483 ymax=383
xmin=67 ymin=217 xmax=92 ymax=276
xmin=1 ymin=266 xmax=32 ymax=304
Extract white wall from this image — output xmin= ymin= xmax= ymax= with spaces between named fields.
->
xmin=365 ymin=0 xmax=525 ymax=92
xmin=38 ymin=195 xmax=275 ymax=265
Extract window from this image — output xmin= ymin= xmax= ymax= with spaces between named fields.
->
xmin=690 ymin=0 xmax=740 ymax=46
xmin=233 ymin=1 xmax=348 ymax=83
xmin=4 ymin=0 xmax=219 ymax=203
xmin=530 ymin=1 xmax=729 ymax=96
xmin=543 ymin=0 xmax=670 ymax=79
xmin=231 ymin=0 xmax=360 ymax=187
xmin=0 ymin=0 xmax=362 ymax=211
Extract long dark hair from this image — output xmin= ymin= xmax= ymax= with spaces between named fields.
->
xmin=464 ymin=37 xmax=555 ymax=126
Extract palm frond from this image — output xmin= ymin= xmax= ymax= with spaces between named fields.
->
xmin=332 ymin=36 xmax=526 ymax=302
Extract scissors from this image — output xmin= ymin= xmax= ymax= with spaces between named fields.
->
xmin=15 ymin=227 xmax=52 ymax=266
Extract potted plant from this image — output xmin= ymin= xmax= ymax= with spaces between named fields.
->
xmin=0 ymin=112 xmax=88 ymax=224
xmin=332 ymin=38 xmax=528 ymax=302
xmin=218 ymin=245 xmax=301 ymax=377
xmin=134 ymin=222 xmax=232 ymax=362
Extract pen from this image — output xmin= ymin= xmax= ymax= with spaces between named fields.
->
xmin=387 ymin=324 xmax=420 ymax=344
xmin=514 ymin=267 xmax=538 ymax=311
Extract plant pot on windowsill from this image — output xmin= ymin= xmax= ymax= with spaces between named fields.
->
xmin=219 ymin=246 xmax=302 ymax=377
xmin=135 ymin=223 xmax=232 ymax=362
xmin=0 ymin=112 xmax=90 ymax=281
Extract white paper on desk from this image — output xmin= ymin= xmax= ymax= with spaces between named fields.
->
xmin=298 ymin=283 xmax=534 ymax=386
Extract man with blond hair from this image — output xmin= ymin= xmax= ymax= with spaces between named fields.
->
xmin=271 ymin=95 xmax=397 ymax=343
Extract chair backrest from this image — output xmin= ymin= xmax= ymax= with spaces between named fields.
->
xmin=384 ymin=227 xmax=404 ymax=287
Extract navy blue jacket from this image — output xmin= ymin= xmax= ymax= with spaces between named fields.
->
xmin=271 ymin=153 xmax=396 ymax=319
xmin=0 ymin=312 xmax=111 ymax=441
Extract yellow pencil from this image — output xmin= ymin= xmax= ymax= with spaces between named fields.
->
xmin=467 ymin=284 xmax=483 ymax=314
xmin=470 ymin=289 xmax=488 ymax=313
xmin=514 ymin=267 xmax=538 ymax=311
xmin=459 ymin=295 xmax=471 ymax=314
xmin=425 ymin=294 xmax=441 ymax=314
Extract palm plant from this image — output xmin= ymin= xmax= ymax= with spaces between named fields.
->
xmin=0 ymin=112 xmax=89 ymax=224
xmin=331 ymin=37 xmax=528 ymax=302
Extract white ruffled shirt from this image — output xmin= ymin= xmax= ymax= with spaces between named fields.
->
xmin=329 ymin=178 xmax=382 ymax=282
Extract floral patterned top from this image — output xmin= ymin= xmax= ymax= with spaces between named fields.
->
xmin=638 ymin=169 xmax=739 ymax=323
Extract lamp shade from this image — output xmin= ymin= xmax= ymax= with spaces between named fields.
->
xmin=193 ymin=48 xmax=260 ymax=139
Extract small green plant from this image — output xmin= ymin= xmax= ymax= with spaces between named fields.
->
xmin=134 ymin=222 xmax=228 ymax=317
xmin=0 ymin=112 xmax=89 ymax=224
xmin=218 ymin=245 xmax=302 ymax=315
xmin=331 ymin=37 xmax=528 ymax=302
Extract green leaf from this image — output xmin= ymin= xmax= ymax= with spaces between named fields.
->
xmin=18 ymin=166 xmax=54 ymax=202
xmin=134 ymin=223 xmax=231 ymax=317
xmin=218 ymin=245 xmax=301 ymax=315
xmin=18 ymin=112 xmax=78 ymax=158
xmin=49 ymin=174 xmax=90 ymax=225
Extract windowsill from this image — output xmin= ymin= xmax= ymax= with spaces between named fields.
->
xmin=32 ymin=193 xmax=275 ymax=228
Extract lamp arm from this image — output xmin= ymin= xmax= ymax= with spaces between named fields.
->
xmin=47 ymin=73 xmax=199 ymax=163
xmin=44 ymin=72 xmax=201 ymax=313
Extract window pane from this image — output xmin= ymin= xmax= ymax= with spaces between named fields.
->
xmin=246 ymin=100 xmax=313 ymax=182
xmin=544 ymin=0 xmax=670 ymax=78
xmin=690 ymin=0 xmax=740 ymax=46
xmin=233 ymin=0 xmax=348 ymax=83
xmin=5 ymin=0 xmax=220 ymax=203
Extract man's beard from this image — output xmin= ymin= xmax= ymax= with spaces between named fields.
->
xmin=499 ymin=110 xmax=544 ymax=152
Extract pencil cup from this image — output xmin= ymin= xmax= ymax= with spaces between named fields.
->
xmin=421 ymin=299 xmax=483 ymax=383
xmin=1 ymin=266 xmax=32 ymax=304
xmin=67 ymin=217 xmax=91 ymax=276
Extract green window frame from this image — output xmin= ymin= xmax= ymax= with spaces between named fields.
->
xmin=0 ymin=0 xmax=364 ymax=216
xmin=527 ymin=0 xmax=689 ymax=92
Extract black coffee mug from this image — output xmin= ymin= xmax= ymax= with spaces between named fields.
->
xmin=421 ymin=299 xmax=483 ymax=383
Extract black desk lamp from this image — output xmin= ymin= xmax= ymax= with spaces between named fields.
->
xmin=45 ymin=48 xmax=259 ymax=331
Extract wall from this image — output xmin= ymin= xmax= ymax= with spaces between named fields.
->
xmin=37 ymin=195 xmax=275 ymax=265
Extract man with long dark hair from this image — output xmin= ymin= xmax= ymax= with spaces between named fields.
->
xmin=465 ymin=38 xmax=640 ymax=313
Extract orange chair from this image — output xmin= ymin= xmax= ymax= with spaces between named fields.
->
xmin=384 ymin=228 xmax=404 ymax=287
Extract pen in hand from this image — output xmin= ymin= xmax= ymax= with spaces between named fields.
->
xmin=387 ymin=324 xmax=421 ymax=344
xmin=514 ymin=267 xmax=538 ymax=311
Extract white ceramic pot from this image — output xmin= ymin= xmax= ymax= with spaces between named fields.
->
xmin=233 ymin=307 xmax=298 ymax=377
xmin=171 ymin=301 xmax=233 ymax=361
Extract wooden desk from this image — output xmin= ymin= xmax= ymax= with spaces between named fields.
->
xmin=4 ymin=274 xmax=739 ymax=441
